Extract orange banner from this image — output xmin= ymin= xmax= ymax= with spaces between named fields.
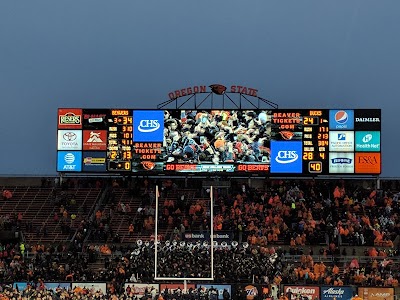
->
xmin=355 ymin=153 xmax=381 ymax=174
xmin=358 ymin=287 xmax=394 ymax=300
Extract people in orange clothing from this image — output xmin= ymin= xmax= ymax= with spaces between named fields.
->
xmin=334 ymin=277 xmax=343 ymax=286
xmin=279 ymin=293 xmax=289 ymax=300
xmin=332 ymin=264 xmax=340 ymax=275
xmin=351 ymin=294 xmax=362 ymax=300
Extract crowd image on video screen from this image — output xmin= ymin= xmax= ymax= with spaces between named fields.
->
xmin=163 ymin=110 xmax=273 ymax=167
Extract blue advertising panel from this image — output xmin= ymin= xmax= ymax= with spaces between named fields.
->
xmin=329 ymin=110 xmax=354 ymax=130
xmin=57 ymin=151 xmax=82 ymax=172
xmin=270 ymin=141 xmax=303 ymax=173
xmin=82 ymin=151 xmax=107 ymax=172
xmin=133 ymin=110 xmax=164 ymax=142
xmin=321 ymin=286 xmax=355 ymax=300
xmin=44 ymin=282 xmax=71 ymax=291
xmin=196 ymin=284 xmax=232 ymax=300
xmin=355 ymin=131 xmax=380 ymax=152
xmin=13 ymin=282 xmax=28 ymax=290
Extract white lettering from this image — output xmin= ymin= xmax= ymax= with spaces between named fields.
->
xmin=138 ymin=120 xmax=160 ymax=132
xmin=355 ymin=117 xmax=380 ymax=122
xmin=275 ymin=151 xmax=298 ymax=164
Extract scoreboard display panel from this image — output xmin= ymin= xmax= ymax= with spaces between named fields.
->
xmin=57 ymin=108 xmax=381 ymax=175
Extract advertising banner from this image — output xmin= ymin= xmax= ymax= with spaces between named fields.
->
xmin=72 ymin=282 xmax=107 ymax=294
xmin=329 ymin=110 xmax=354 ymax=130
xmin=83 ymin=130 xmax=107 ymax=150
xmin=57 ymin=151 xmax=82 ymax=172
xmin=160 ymin=283 xmax=196 ymax=293
xmin=196 ymin=284 xmax=232 ymax=300
xmin=355 ymin=153 xmax=381 ymax=174
xmin=321 ymin=286 xmax=354 ymax=300
xmin=82 ymin=151 xmax=107 ymax=172
xmin=58 ymin=108 xmax=82 ymax=129
xmin=354 ymin=109 xmax=381 ymax=131
xmin=329 ymin=131 xmax=354 ymax=152
xmin=358 ymin=287 xmax=394 ymax=300
xmin=329 ymin=152 xmax=354 ymax=173
xmin=82 ymin=109 xmax=109 ymax=130
xmin=124 ymin=283 xmax=159 ymax=298
xmin=44 ymin=282 xmax=71 ymax=291
xmin=284 ymin=286 xmax=320 ymax=300
xmin=57 ymin=130 xmax=82 ymax=151
xmin=133 ymin=110 xmax=164 ymax=142
xmin=270 ymin=141 xmax=303 ymax=173
xmin=184 ymin=231 xmax=233 ymax=242
xmin=13 ymin=282 xmax=29 ymax=290
xmin=12 ymin=282 xmax=71 ymax=291
xmin=355 ymin=131 xmax=380 ymax=152
xmin=244 ymin=284 xmax=259 ymax=300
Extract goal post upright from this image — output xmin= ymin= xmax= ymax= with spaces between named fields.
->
xmin=154 ymin=184 xmax=159 ymax=280
xmin=210 ymin=185 xmax=214 ymax=281
xmin=153 ymin=184 xmax=214 ymax=282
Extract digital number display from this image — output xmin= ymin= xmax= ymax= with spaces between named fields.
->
xmin=308 ymin=161 xmax=323 ymax=173
xmin=57 ymin=108 xmax=381 ymax=175
xmin=107 ymin=110 xmax=133 ymax=171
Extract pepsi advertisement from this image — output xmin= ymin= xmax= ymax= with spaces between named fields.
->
xmin=56 ymin=108 xmax=381 ymax=175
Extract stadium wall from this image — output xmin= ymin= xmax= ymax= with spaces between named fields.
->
xmin=5 ymin=283 xmax=400 ymax=300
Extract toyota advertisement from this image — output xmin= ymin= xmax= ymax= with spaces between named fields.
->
xmin=56 ymin=108 xmax=381 ymax=175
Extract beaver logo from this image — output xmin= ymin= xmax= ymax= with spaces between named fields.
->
xmin=209 ymin=84 xmax=227 ymax=95
xmin=142 ymin=161 xmax=155 ymax=170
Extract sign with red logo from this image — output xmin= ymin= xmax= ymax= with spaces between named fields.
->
xmin=355 ymin=153 xmax=381 ymax=174
xmin=83 ymin=130 xmax=107 ymax=150
xmin=245 ymin=285 xmax=258 ymax=300
xmin=284 ymin=286 xmax=320 ymax=300
xmin=123 ymin=283 xmax=159 ymax=298
xmin=58 ymin=108 xmax=82 ymax=129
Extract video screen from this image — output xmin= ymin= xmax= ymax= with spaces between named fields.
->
xmin=163 ymin=110 xmax=272 ymax=171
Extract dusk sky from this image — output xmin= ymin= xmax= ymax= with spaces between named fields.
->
xmin=0 ymin=1 xmax=399 ymax=177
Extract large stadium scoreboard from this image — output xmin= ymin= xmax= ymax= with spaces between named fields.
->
xmin=57 ymin=108 xmax=381 ymax=175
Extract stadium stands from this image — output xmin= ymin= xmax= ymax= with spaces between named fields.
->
xmin=0 ymin=177 xmax=399 ymax=299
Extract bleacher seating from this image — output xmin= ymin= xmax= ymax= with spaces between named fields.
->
xmin=1 ymin=177 xmax=400 ymax=299
xmin=0 ymin=186 xmax=101 ymax=243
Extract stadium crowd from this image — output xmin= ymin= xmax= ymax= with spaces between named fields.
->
xmin=0 ymin=178 xmax=400 ymax=299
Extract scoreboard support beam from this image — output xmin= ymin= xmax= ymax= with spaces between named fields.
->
xmin=157 ymin=92 xmax=279 ymax=109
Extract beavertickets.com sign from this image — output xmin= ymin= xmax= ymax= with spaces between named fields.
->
xmin=284 ymin=286 xmax=320 ymax=300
